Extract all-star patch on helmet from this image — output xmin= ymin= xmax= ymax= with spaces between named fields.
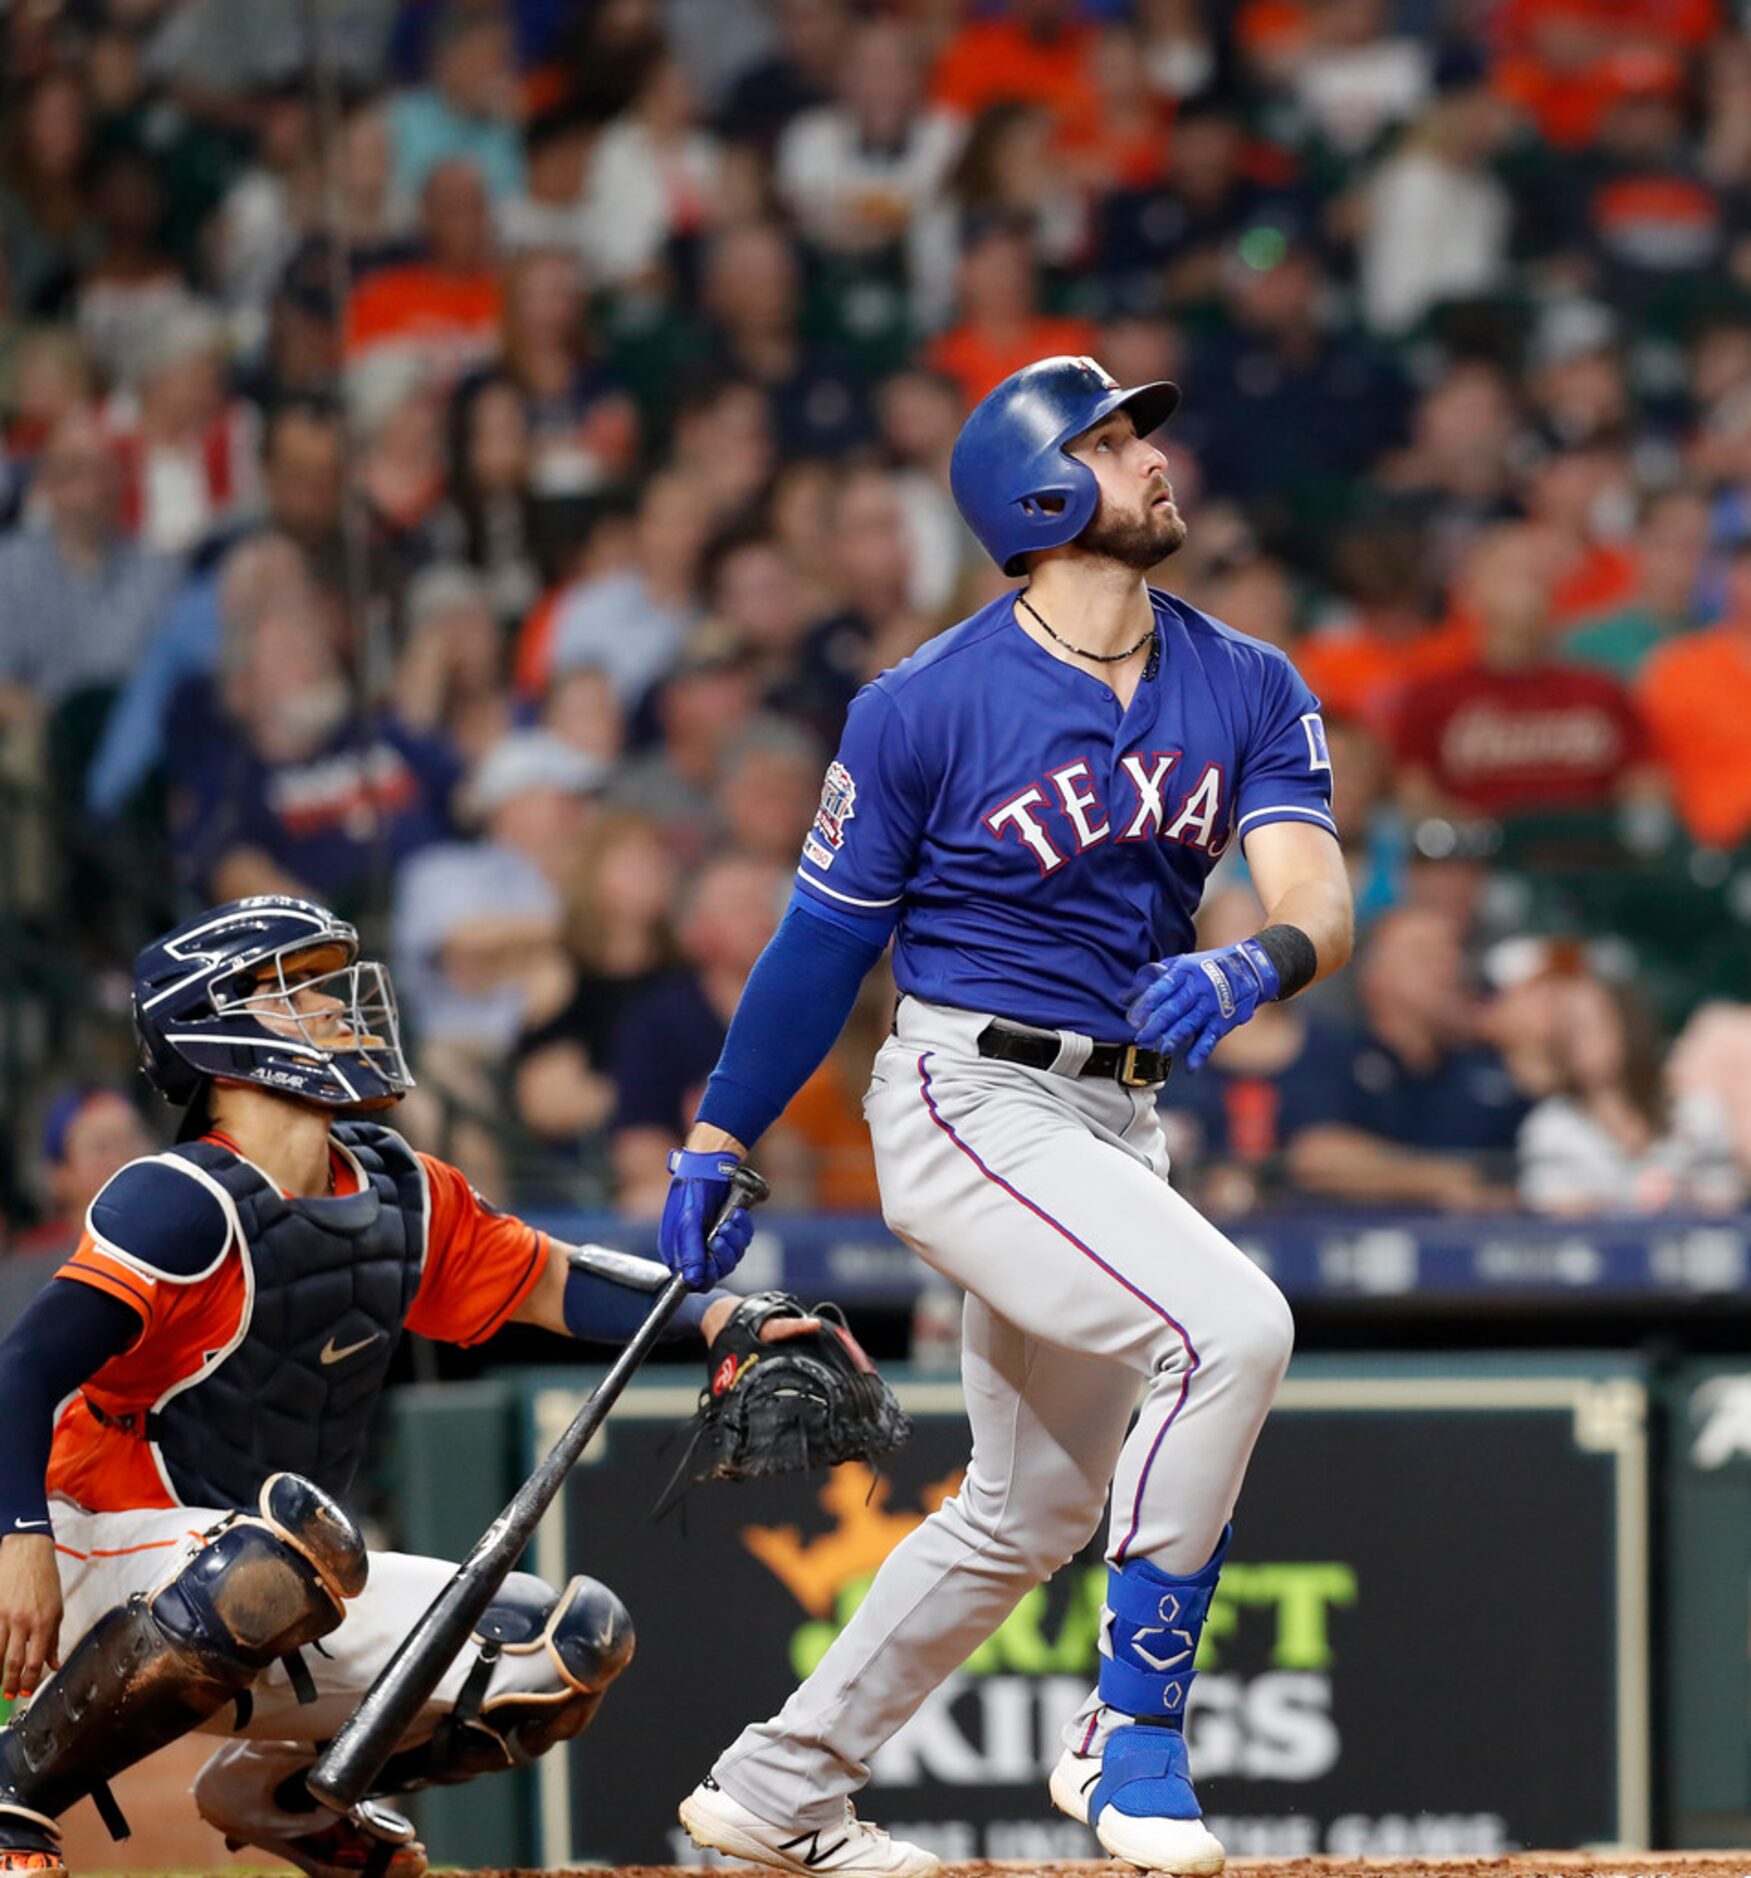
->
xmin=133 ymin=896 xmax=414 ymax=1113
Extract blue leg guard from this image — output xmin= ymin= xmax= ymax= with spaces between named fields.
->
xmin=1088 ymin=1725 xmax=1200 ymax=1825
xmin=1090 ymin=1529 xmax=1229 ymax=1826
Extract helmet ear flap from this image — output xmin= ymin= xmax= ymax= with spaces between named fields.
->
xmin=1002 ymin=463 xmax=1100 ymax=575
xmin=139 ymin=1026 xmax=199 ymax=1108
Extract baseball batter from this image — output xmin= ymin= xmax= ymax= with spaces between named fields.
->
xmin=0 ymin=896 xmax=768 ymax=1878
xmin=661 ymin=357 xmax=1354 ymax=1878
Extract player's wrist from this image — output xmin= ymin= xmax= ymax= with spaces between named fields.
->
xmin=1244 ymin=924 xmax=1318 ymax=1002
xmin=682 ymin=1124 xmax=747 ymax=1159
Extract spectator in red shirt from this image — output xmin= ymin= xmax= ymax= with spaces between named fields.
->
xmin=1394 ymin=521 xmax=1660 ymax=822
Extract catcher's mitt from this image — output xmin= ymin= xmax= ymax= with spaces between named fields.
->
xmin=664 ymin=1292 xmax=911 ymax=1503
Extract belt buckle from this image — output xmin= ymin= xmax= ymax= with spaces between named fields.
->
xmin=1119 ymin=1043 xmax=1155 ymax=1088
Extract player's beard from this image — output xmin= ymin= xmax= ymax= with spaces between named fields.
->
xmin=1079 ymin=494 xmax=1189 ymax=571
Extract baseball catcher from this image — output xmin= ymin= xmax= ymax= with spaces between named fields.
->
xmin=0 ymin=895 xmax=896 ymax=1878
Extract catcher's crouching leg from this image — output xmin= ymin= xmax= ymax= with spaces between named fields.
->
xmin=0 ymin=1475 xmax=364 ymax=1872
xmin=371 ymin=1572 xmax=634 ymax=1793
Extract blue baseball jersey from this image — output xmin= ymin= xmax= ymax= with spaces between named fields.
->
xmin=794 ymin=589 xmax=1336 ymax=1037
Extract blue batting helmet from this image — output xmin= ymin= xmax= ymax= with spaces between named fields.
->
xmin=950 ymin=355 xmax=1181 ymax=575
xmin=133 ymin=896 xmax=414 ymax=1114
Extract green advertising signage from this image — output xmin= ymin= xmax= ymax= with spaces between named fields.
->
xmin=518 ymin=1357 xmax=1649 ymax=1865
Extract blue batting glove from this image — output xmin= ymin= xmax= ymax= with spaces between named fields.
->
xmin=660 ymin=1149 xmax=751 ymax=1289
xmin=1125 ymin=939 xmax=1283 ymax=1073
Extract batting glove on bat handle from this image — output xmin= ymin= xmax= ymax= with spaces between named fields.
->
xmin=662 ymin=1150 xmax=757 ymax=1289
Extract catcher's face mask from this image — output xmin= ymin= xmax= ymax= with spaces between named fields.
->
xmin=135 ymin=895 xmax=415 ymax=1113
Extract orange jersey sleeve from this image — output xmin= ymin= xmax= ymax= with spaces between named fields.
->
xmin=49 ymin=1229 xmax=249 ymax=1514
xmin=405 ymin=1156 xmax=550 ymax=1347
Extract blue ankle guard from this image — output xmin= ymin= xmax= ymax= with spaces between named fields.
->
xmin=1088 ymin=1723 xmax=1202 ymax=1823
xmin=1095 ymin=1527 xmax=1230 ymax=1725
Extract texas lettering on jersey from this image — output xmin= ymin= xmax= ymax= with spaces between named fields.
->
xmin=985 ymin=750 xmax=1229 ymax=873
xmin=793 ymin=589 xmax=1337 ymax=1035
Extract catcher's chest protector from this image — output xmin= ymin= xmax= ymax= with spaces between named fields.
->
xmin=150 ymin=1124 xmax=428 ymax=1509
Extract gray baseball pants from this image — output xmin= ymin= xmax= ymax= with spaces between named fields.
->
xmin=713 ymin=996 xmax=1294 ymax=1830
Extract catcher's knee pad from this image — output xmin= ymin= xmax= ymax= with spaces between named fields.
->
xmin=371 ymin=1574 xmax=633 ymax=1794
xmin=1095 ymin=1528 xmax=1230 ymax=1729
xmin=0 ymin=1476 xmax=363 ymax=1831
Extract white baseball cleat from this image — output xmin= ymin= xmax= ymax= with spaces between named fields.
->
xmin=1092 ymin=1804 xmax=1227 ymax=1876
xmin=1048 ymin=1744 xmax=1100 ymax=1825
xmin=679 ymin=1776 xmax=942 ymax=1878
xmin=1049 ymin=1733 xmax=1226 ymax=1876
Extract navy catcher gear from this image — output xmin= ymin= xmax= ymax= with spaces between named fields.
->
xmin=949 ymin=355 xmax=1180 ymax=575
xmin=366 ymin=1573 xmax=633 ymax=1794
xmin=133 ymin=897 xmax=413 ymax=1114
xmin=0 ymin=1475 xmax=362 ymax=1843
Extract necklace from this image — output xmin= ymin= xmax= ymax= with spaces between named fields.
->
xmin=1018 ymin=593 xmax=1154 ymax=664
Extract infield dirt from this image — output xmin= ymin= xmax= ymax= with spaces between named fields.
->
xmin=475 ymin=1859 xmax=1751 ymax=1878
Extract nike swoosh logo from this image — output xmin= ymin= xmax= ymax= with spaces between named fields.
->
xmin=320 ymin=1333 xmax=381 ymax=1366
xmin=12 ymin=1518 xmax=49 ymax=1531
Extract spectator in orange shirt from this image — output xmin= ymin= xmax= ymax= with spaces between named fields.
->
xmin=1523 ymin=439 xmax=1642 ymax=626
xmin=1056 ymin=23 xmax=1174 ymax=197
xmin=1491 ymin=0 xmax=1716 ymax=149
xmin=930 ymin=0 xmax=1097 ymax=141
xmin=927 ymin=219 xmax=1097 ymax=410
xmin=1294 ymin=523 xmax=1464 ymax=735
xmin=346 ymin=158 xmax=504 ymax=383
xmin=1638 ymin=538 xmax=1751 ymax=849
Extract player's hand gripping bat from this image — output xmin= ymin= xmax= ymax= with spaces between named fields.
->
xmin=306 ymin=1165 xmax=770 ymax=1814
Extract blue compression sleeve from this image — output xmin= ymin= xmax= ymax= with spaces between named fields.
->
xmin=560 ymin=1247 xmax=727 ymax=1343
xmin=698 ymin=897 xmax=888 ymax=1148
xmin=0 ymin=1278 xmax=140 ymax=1533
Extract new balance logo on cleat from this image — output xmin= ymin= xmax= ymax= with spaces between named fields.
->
xmin=678 ymin=1777 xmax=941 ymax=1878
xmin=778 ymin=1828 xmax=850 ymax=1868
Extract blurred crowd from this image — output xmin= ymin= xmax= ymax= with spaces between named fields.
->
xmin=6 ymin=0 xmax=1751 ymax=1253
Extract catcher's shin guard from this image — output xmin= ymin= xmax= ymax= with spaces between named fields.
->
xmin=370 ymin=1573 xmax=633 ymax=1793
xmin=0 ymin=1475 xmax=364 ymax=1840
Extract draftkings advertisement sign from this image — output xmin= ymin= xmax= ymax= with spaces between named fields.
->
xmin=532 ymin=1360 xmax=1648 ymax=1864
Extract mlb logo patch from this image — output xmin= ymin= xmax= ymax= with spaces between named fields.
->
xmin=1302 ymin=713 xmax=1331 ymax=772
xmin=813 ymin=760 xmax=858 ymax=849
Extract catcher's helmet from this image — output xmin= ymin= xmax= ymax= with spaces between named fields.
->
xmin=133 ymin=896 xmax=414 ymax=1113
xmin=949 ymin=355 xmax=1181 ymax=575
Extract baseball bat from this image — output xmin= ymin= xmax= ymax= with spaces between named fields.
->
xmin=306 ymin=1165 xmax=770 ymax=1814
